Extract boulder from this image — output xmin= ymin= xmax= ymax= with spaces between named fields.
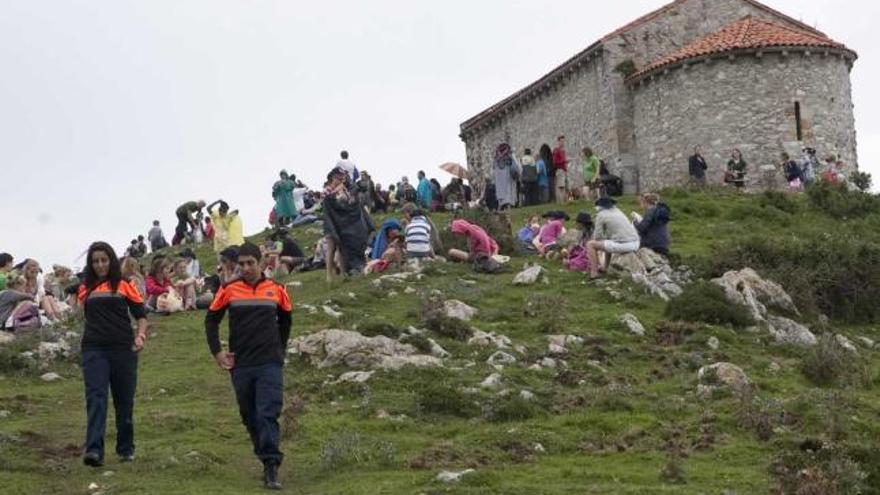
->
xmin=619 ymin=314 xmax=645 ymax=336
xmin=712 ymin=268 xmax=799 ymax=321
xmin=480 ymin=373 xmax=502 ymax=389
xmin=487 ymin=351 xmax=517 ymax=366
xmin=610 ymin=248 xmax=688 ymax=301
xmin=835 ymin=334 xmax=858 ymax=354
xmin=37 ymin=341 xmax=72 ymax=362
xmin=444 ymin=300 xmax=478 ymax=321
xmin=697 ymin=363 xmax=750 ymax=395
xmin=519 ymin=390 xmax=535 ymax=401
xmin=436 ymin=469 xmax=475 ymax=483
xmin=766 ymin=316 xmax=817 ymax=347
xmin=513 ymin=265 xmax=547 ymax=286
xmin=856 ymin=336 xmax=876 ymax=349
xmin=289 ymin=329 xmax=442 ymax=370
xmin=467 ymin=330 xmax=511 ymax=349
xmin=426 ymin=338 xmax=451 ymax=358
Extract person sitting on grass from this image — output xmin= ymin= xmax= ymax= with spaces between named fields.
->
xmin=535 ymin=212 xmax=567 ymax=259
xmin=402 ymin=206 xmax=434 ymax=259
xmin=145 ymin=257 xmax=173 ymax=310
xmin=121 ymin=257 xmax=146 ymax=298
xmin=587 ymin=197 xmax=640 ymax=280
xmin=172 ymin=259 xmax=200 ymax=311
xmin=448 ymin=219 xmax=499 ymax=262
xmin=562 ymin=212 xmax=594 ymax=273
xmin=631 ymin=193 xmax=671 ymax=257
xmin=516 ymin=215 xmax=541 ymax=253
xmin=0 ymin=273 xmax=36 ymax=331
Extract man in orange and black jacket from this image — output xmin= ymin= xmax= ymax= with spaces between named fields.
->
xmin=205 ymin=242 xmax=292 ymax=490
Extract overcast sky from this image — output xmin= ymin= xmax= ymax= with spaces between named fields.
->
xmin=1 ymin=0 xmax=877 ymax=269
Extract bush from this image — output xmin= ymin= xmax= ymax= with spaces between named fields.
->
xmin=486 ymin=394 xmax=543 ymax=422
xmin=0 ymin=334 xmax=41 ymax=375
xmin=319 ymin=433 xmax=397 ymax=469
xmin=399 ymin=333 xmax=433 ymax=354
xmin=806 ymin=181 xmax=880 ymax=218
xmin=358 ymin=320 xmax=404 ymax=339
xmin=801 ymin=334 xmax=859 ymax=387
xmin=850 ymin=171 xmax=873 ymax=192
xmin=665 ymin=281 xmax=755 ymax=327
xmin=708 ymin=234 xmax=880 ymax=323
xmin=424 ymin=316 xmax=473 ymax=341
xmin=759 ymin=190 xmax=800 ymax=214
xmin=415 ymin=383 xmax=480 ymax=418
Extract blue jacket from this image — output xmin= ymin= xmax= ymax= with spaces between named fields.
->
xmin=417 ymin=178 xmax=432 ymax=209
xmin=634 ymin=203 xmax=671 ymax=255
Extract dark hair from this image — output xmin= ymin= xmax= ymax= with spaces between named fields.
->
xmin=219 ymin=246 xmax=239 ymax=262
xmin=238 ymin=242 xmax=262 ymax=261
xmin=557 ymin=135 xmax=565 ymax=141
xmin=524 ymin=148 xmax=532 ymax=155
xmin=340 ymin=150 xmax=349 ymax=159
xmin=152 ymin=220 xmax=159 ymax=226
xmin=0 ymin=253 xmax=12 ymax=268
xmin=84 ymin=241 xmax=122 ymax=294
xmin=137 ymin=235 xmax=144 ymax=241
xmin=539 ymin=144 xmax=552 ymax=166
xmin=418 ymin=170 xmax=425 ymax=178
xmin=219 ymin=200 xmax=229 ymax=213
xmin=131 ymin=239 xmax=137 ymax=245
xmin=582 ymin=147 xmax=593 ymax=157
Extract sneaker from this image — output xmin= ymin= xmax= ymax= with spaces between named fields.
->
xmin=119 ymin=453 xmax=135 ymax=462
xmin=83 ymin=452 xmax=103 ymax=467
xmin=263 ymin=462 xmax=282 ymax=490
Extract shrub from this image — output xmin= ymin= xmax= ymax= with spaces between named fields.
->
xmin=759 ymin=190 xmax=800 ymax=214
xmin=850 ymin=171 xmax=873 ymax=192
xmin=399 ymin=333 xmax=433 ymax=354
xmin=806 ymin=181 xmax=880 ymax=218
xmin=486 ymin=394 xmax=543 ymax=422
xmin=708 ymin=234 xmax=880 ymax=323
xmin=415 ymin=383 xmax=480 ymax=418
xmin=524 ymin=294 xmax=568 ymax=334
xmin=358 ymin=320 xmax=404 ymax=339
xmin=0 ymin=334 xmax=41 ymax=375
xmin=664 ymin=281 xmax=755 ymax=327
xmin=319 ymin=432 xmax=397 ymax=469
xmin=614 ymin=59 xmax=637 ymax=77
xmin=801 ymin=334 xmax=859 ymax=387
xmin=424 ymin=316 xmax=473 ymax=341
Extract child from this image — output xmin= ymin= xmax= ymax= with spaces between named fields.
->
xmin=535 ymin=212 xmax=566 ymax=258
xmin=563 ymin=212 xmax=594 ymax=273
xmin=172 ymin=259 xmax=200 ymax=311
xmin=516 ymin=215 xmax=541 ymax=253
xmin=448 ymin=219 xmax=499 ymax=262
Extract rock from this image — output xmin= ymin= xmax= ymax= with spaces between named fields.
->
xmin=322 ymin=306 xmax=343 ymax=319
xmin=856 ymin=336 xmax=876 ymax=349
xmin=37 ymin=341 xmax=71 ymax=362
xmin=407 ymin=326 xmax=426 ymax=335
xmin=698 ymin=363 xmax=750 ymax=394
xmin=610 ymin=248 xmax=688 ymax=300
xmin=533 ymin=442 xmax=546 ymax=453
xmin=487 ymin=351 xmax=517 ymax=366
xmin=0 ymin=332 xmax=14 ymax=345
xmin=444 ymin=300 xmax=478 ymax=321
xmin=766 ymin=316 xmax=817 ymax=347
xmin=404 ymin=286 xmax=417 ymax=294
xmin=835 ymin=334 xmax=858 ymax=353
xmin=768 ymin=362 xmax=782 ymax=373
xmin=287 ymin=281 xmax=302 ymax=288
xmin=712 ymin=268 xmax=799 ymax=321
xmin=540 ymin=357 xmax=558 ymax=368
xmin=88 ymin=483 xmax=99 ymax=491
xmin=480 ymin=373 xmax=502 ymax=389
xmin=519 ymin=390 xmax=535 ymax=401
xmin=467 ymin=330 xmax=511 ymax=349
xmin=548 ymin=335 xmax=584 ymax=347
xmin=332 ymin=371 xmax=375 ymax=384
xmin=513 ymin=265 xmax=547 ymax=285
xmin=707 ymin=336 xmax=720 ymax=350
xmin=436 ymin=469 xmax=475 ymax=483
xmin=0 ymin=410 xmax=10 ymax=418
xmin=619 ymin=313 xmax=645 ymax=336
xmin=427 ymin=338 xmax=450 ymax=358
xmin=379 ymin=272 xmax=414 ymax=283
xmin=289 ymin=329 xmax=442 ymax=370
xmin=347 ymin=292 xmax=357 ymax=300
xmin=388 ymin=291 xmax=399 ymax=297
xmin=548 ymin=343 xmax=567 ymax=355
xmin=40 ymin=372 xmax=62 ymax=382
xmin=528 ymin=364 xmax=543 ymax=371
xmin=586 ymin=360 xmax=608 ymax=373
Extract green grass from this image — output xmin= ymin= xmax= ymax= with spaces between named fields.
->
xmin=1 ymin=188 xmax=879 ymax=494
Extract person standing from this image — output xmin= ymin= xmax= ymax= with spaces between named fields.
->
xmin=552 ymin=136 xmax=569 ymax=204
xmin=78 ymin=242 xmax=147 ymax=467
xmin=726 ymin=149 xmax=748 ymax=189
xmin=205 ymin=243 xmax=292 ymax=490
xmin=493 ymin=143 xmax=519 ymax=210
xmin=335 ymin=150 xmax=359 ymax=181
xmin=208 ymin=200 xmax=244 ymax=253
xmin=173 ymin=200 xmax=205 ymax=246
xmin=147 ymin=220 xmax=167 ymax=252
xmin=537 ymin=144 xmax=552 ymax=204
xmin=272 ymin=170 xmax=297 ymax=227
xmin=781 ymin=152 xmax=804 ymax=192
xmin=520 ymin=148 xmax=539 ymax=206
xmin=688 ymin=146 xmax=708 ymax=186
xmin=416 ymin=171 xmax=433 ymax=210
xmin=581 ymin=147 xmax=601 ymax=200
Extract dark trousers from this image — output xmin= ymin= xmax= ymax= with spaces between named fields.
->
xmin=82 ymin=348 xmax=138 ymax=459
xmin=231 ymin=362 xmax=284 ymax=465
xmin=173 ymin=212 xmax=189 ymax=245
xmin=522 ymin=182 xmax=539 ymax=206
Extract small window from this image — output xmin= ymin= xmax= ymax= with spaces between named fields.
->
xmin=795 ymin=102 xmax=803 ymax=141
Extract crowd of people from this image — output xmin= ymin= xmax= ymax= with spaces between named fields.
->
xmin=0 ymin=143 xmax=859 ymax=491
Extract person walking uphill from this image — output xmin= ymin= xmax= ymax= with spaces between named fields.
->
xmin=173 ymin=200 xmax=205 ymax=246
xmin=78 ymin=242 xmax=147 ymax=467
xmin=204 ymin=242 xmax=293 ymax=490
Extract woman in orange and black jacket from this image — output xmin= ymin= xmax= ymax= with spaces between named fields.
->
xmin=77 ymin=242 xmax=147 ymax=467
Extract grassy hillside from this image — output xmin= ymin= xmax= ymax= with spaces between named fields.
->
xmin=1 ymin=187 xmax=878 ymax=494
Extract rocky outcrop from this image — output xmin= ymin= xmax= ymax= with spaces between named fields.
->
xmin=289 ymin=329 xmax=442 ymax=370
xmin=611 ymin=248 xmax=690 ymax=301
xmin=444 ymin=300 xmax=478 ymax=321
xmin=513 ymin=265 xmax=548 ymax=286
xmin=712 ymin=268 xmax=799 ymax=321
xmin=619 ymin=314 xmax=645 ymax=336
xmin=697 ymin=362 xmax=750 ymax=398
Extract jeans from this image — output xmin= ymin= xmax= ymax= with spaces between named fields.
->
xmin=82 ymin=348 xmax=138 ymax=459
xmin=231 ymin=362 xmax=284 ymax=465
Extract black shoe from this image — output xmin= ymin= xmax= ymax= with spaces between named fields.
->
xmin=83 ymin=452 xmax=103 ymax=467
xmin=263 ymin=463 xmax=282 ymax=490
xmin=119 ymin=453 xmax=135 ymax=462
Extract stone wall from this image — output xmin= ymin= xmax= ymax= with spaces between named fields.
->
xmin=631 ymin=51 xmax=857 ymax=191
xmin=463 ymin=55 xmax=614 ymax=192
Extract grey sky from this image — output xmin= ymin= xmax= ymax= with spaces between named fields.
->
xmin=1 ymin=0 xmax=877 ymax=269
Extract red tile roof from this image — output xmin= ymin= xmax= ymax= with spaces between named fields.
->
xmin=629 ymin=16 xmax=855 ymax=81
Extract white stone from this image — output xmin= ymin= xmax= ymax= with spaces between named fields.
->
xmin=480 ymin=373 xmax=503 ymax=389
xmin=767 ymin=316 xmax=817 ymax=347
xmin=0 ymin=410 xmax=10 ymax=418
xmin=519 ymin=390 xmax=535 ymax=401
xmin=707 ymin=336 xmax=720 ymax=350
xmin=322 ymin=306 xmax=342 ymax=319
xmin=427 ymin=338 xmax=450 ymax=358
xmin=619 ymin=313 xmax=645 ymax=336
xmin=548 ymin=343 xmax=567 ymax=355
xmin=547 ymin=335 xmax=584 ymax=348
xmin=38 ymin=341 xmax=71 ymax=362
xmin=533 ymin=443 xmax=546 ymax=453
xmin=487 ymin=351 xmax=517 ymax=366
xmin=436 ymin=469 xmax=475 ymax=483
xmin=587 ymin=360 xmax=608 ymax=373
xmin=768 ymin=362 xmax=782 ymax=373
xmin=467 ymin=330 xmax=511 ymax=349
xmin=712 ymin=268 xmax=799 ymax=321
xmin=40 ymin=372 xmax=62 ymax=382
xmin=332 ymin=371 xmax=375 ymax=384
xmin=528 ymin=364 xmax=543 ymax=371
xmin=513 ymin=265 xmax=546 ymax=285
xmin=540 ymin=357 xmax=558 ymax=368
xmin=444 ymin=300 xmax=478 ymax=321
xmin=0 ymin=332 xmax=14 ymax=345
xmin=698 ymin=363 xmax=750 ymax=394
xmin=88 ymin=483 xmax=99 ymax=491
xmin=404 ymin=286 xmax=417 ymax=294
xmin=835 ymin=334 xmax=858 ymax=353
xmin=289 ymin=329 xmax=442 ymax=370
xmin=856 ymin=336 xmax=876 ymax=349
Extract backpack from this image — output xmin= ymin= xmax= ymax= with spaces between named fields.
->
xmin=403 ymin=185 xmax=417 ymax=203
xmin=521 ymin=162 xmax=538 ymax=183
xmin=11 ymin=301 xmax=42 ymax=333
